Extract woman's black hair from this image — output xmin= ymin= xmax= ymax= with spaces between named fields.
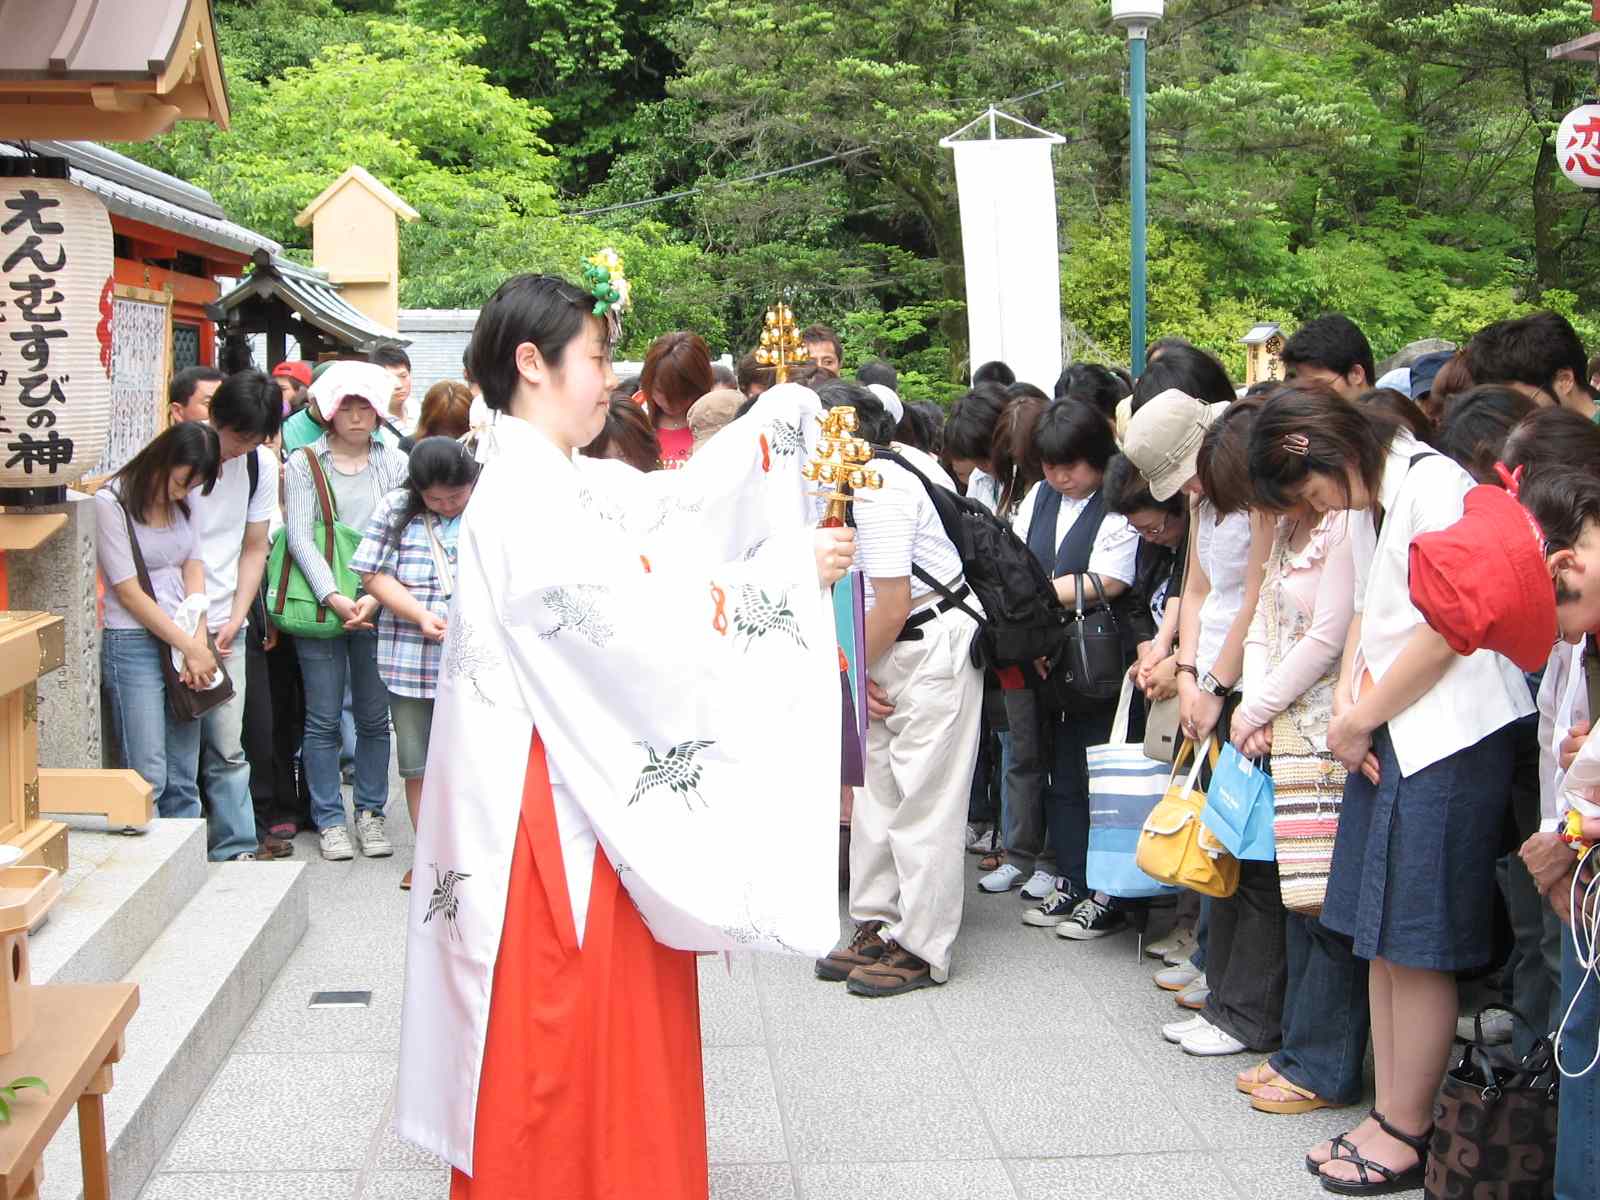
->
xmin=467 ymin=274 xmax=598 ymax=413
xmin=112 ymin=421 xmax=220 ymax=524
xmin=1501 ymin=405 xmax=1600 ymax=483
xmin=1249 ymin=384 xmax=1403 ymax=513
xmin=381 ymin=437 xmax=479 ymax=555
xmin=210 ymin=369 xmax=284 ymax=439
xmin=1104 ymin=451 xmax=1185 ymax=518
xmin=895 ymin=404 xmax=938 ymax=453
xmin=1035 ymin=399 xmax=1117 ymax=470
xmin=1358 ymin=387 xmax=1437 ymax=446
xmin=943 ymin=384 xmax=1008 ymax=463
xmin=973 ymin=360 xmax=1015 ymax=387
xmin=1435 ymin=385 xmax=1534 ymax=485
xmin=1005 ymin=381 xmax=1051 ymax=405
xmin=816 ymin=380 xmax=896 ymax=445
xmin=1054 ymin=363 xmax=1130 ymax=421
xmin=1131 ymin=341 xmax=1236 ymax=410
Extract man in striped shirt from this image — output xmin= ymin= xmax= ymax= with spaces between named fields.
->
xmin=813 ymin=382 xmax=984 ymax=997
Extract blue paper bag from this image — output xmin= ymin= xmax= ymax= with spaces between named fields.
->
xmin=1201 ymin=742 xmax=1276 ymax=861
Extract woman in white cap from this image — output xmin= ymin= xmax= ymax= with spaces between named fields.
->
xmin=285 ymin=361 xmax=412 ymax=862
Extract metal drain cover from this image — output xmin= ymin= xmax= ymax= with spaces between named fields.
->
xmin=308 ymin=990 xmax=372 ymax=1008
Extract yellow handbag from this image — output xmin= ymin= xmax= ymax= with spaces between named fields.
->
xmin=1134 ymin=736 xmax=1241 ymax=899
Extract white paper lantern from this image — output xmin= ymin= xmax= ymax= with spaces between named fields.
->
xmin=1558 ymin=103 xmax=1600 ymax=190
xmin=0 ymin=168 xmax=114 ymax=497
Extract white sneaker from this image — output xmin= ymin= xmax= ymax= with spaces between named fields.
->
xmin=1177 ymin=974 xmax=1211 ymax=1010
xmin=1145 ymin=924 xmax=1192 ymax=960
xmin=977 ymin=863 xmax=1024 ymax=893
xmin=1163 ymin=1013 xmax=1210 ymax=1044
xmin=1457 ymin=1009 xmax=1514 ymax=1046
xmin=1020 ymin=869 xmax=1056 ymax=901
xmin=1161 ymin=930 xmax=1199 ymax=966
xmin=1154 ymin=962 xmax=1202 ymax=992
xmin=1181 ymin=1022 xmax=1247 ymax=1056
xmin=319 ymin=825 xmax=354 ymax=861
xmin=356 ymin=810 xmax=393 ymax=858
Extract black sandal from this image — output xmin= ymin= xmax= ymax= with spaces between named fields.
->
xmin=1318 ymin=1115 xmax=1432 ymax=1195
xmin=1304 ymin=1109 xmax=1383 ymax=1176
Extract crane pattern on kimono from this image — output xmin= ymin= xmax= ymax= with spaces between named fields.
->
xmin=537 ymin=584 xmax=614 ymax=648
xmin=443 ymin=616 xmax=499 ymax=704
xmin=765 ymin=417 xmax=807 ymax=460
xmin=732 ymin=585 xmax=807 ymax=650
xmin=638 ymin=495 xmax=705 ymax=536
xmin=576 ymin=487 xmax=627 ymax=528
xmin=718 ymin=881 xmax=804 ymax=954
xmin=629 ymin=739 xmax=717 ymax=812
xmin=424 ymin=863 xmax=472 ymax=941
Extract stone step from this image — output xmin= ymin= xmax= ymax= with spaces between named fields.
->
xmin=39 ymin=858 xmax=309 ymax=1200
xmin=34 ymin=818 xmax=209 ymax=987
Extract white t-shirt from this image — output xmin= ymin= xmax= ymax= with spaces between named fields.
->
xmin=966 ymin=466 xmax=1001 ymax=514
xmin=853 ymin=457 xmax=963 ymax=607
xmin=191 ymin=446 xmax=281 ymax=630
xmin=1010 ymin=480 xmax=1139 ymax=587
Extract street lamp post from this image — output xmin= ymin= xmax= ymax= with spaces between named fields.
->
xmin=1111 ymin=0 xmax=1164 ymax=378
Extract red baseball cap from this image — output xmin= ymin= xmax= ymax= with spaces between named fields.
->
xmin=1408 ymin=484 xmax=1556 ymax=671
xmin=271 ymin=360 xmax=313 ymax=388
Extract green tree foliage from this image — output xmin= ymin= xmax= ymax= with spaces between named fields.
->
xmin=135 ymin=1 xmax=1600 ymax=395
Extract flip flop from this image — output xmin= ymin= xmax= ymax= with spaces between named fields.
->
xmin=1236 ymin=1060 xmax=1279 ymax=1095
xmin=1250 ymin=1076 xmax=1347 ymax=1115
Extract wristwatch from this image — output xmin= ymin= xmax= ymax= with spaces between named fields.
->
xmin=1199 ymin=671 xmax=1234 ymax=698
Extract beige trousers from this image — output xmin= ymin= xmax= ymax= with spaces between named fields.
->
xmin=849 ymin=607 xmax=983 ymax=980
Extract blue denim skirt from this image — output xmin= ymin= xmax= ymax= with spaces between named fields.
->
xmin=1322 ymin=723 xmax=1514 ymax=971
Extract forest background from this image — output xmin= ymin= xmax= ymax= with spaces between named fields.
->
xmin=126 ymin=0 xmax=1600 ymax=402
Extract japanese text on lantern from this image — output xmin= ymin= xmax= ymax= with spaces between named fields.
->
xmin=1564 ymin=115 xmax=1600 ymax=183
xmin=0 ymin=190 xmax=74 ymax=475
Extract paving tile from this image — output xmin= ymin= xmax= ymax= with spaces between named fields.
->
xmin=757 ymin=954 xmax=940 ymax=1045
xmin=949 ymin=1037 xmax=1201 ymax=1158
xmin=1011 ymin=1154 xmax=1243 ymax=1200
xmin=141 ymin=1172 xmax=355 ymax=1199
xmin=798 ymin=1160 xmax=1018 ymax=1200
xmin=233 ymin=962 xmax=406 ymax=1054
xmin=362 ymin=1170 xmax=451 ymax=1199
xmin=705 ymin=1045 xmax=789 ymax=1164
xmin=700 ymin=954 xmax=766 ymax=1045
xmin=710 ymin=1163 xmax=797 ymax=1200
xmin=772 ymin=1039 xmax=994 ymax=1162
xmin=162 ymin=1054 xmax=397 ymax=1172
xmin=373 ymin=1124 xmax=446 ymax=1172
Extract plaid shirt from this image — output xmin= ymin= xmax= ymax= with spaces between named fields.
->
xmin=350 ymin=491 xmax=459 ymax=698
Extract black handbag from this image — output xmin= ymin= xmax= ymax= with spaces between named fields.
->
xmin=1426 ymin=1006 xmax=1557 ymax=1200
xmin=120 ymin=503 xmax=236 ymax=723
xmin=1038 ymin=573 xmax=1127 ymax=713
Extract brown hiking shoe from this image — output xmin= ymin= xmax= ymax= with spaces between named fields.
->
xmin=845 ymin=941 xmax=938 ymax=997
xmin=815 ymin=921 xmax=886 ymax=981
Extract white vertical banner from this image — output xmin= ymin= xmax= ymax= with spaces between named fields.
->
xmin=948 ymin=138 xmax=1062 ymax=393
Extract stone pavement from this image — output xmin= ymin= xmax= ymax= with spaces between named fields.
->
xmin=135 ymin=789 xmax=1412 ymax=1200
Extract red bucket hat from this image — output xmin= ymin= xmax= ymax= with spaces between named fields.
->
xmin=271 ymin=360 xmax=313 ymax=388
xmin=1408 ymin=482 xmax=1556 ymax=671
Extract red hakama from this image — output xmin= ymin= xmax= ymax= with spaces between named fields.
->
xmin=450 ymin=734 xmax=707 ymax=1200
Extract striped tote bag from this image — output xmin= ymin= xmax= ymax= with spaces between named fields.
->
xmin=1269 ymin=704 xmax=1346 ymax=914
xmin=1086 ymin=679 xmax=1177 ymax=900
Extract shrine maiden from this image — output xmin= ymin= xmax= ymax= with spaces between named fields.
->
xmin=393 ymin=267 xmax=856 ymax=1200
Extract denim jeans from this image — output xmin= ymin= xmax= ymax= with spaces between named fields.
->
xmin=295 ymin=631 xmax=391 ymax=831
xmin=197 ymin=638 xmax=257 ymax=861
xmin=1001 ymin=688 xmax=1049 ymax=873
xmin=1201 ymin=859 xmax=1287 ymax=1050
xmin=102 ymin=628 xmax=201 ymax=818
xmin=1044 ymin=705 xmax=1115 ymax=895
xmin=1270 ymin=912 xmax=1370 ymax=1103
xmin=1556 ymin=922 xmax=1600 ymax=1199
xmin=1498 ymin=852 xmax=1564 ymax=1056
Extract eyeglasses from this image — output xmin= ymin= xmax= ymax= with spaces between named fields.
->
xmin=1130 ymin=514 xmax=1168 ymax=540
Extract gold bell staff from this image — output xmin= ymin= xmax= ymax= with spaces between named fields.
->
xmin=756 ymin=302 xmax=809 ymax=384
xmin=804 ymin=406 xmax=882 ymax=528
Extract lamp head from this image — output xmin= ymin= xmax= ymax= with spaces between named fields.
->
xmin=1110 ymin=0 xmax=1164 ymax=35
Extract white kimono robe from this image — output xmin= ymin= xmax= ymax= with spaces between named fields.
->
xmin=394 ymin=384 xmax=842 ymax=1171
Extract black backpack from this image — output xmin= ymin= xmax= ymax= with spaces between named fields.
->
xmin=872 ymin=448 xmax=1068 ymax=670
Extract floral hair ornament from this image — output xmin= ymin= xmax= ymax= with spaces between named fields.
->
xmin=581 ymin=248 xmax=631 ymax=341
xmin=1282 ymin=433 xmax=1310 ymax=457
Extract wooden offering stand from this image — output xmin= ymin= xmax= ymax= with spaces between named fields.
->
xmin=0 ymin=862 xmax=138 ymax=1200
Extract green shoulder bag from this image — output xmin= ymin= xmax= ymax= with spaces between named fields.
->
xmin=266 ymin=446 xmax=364 ymax=639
